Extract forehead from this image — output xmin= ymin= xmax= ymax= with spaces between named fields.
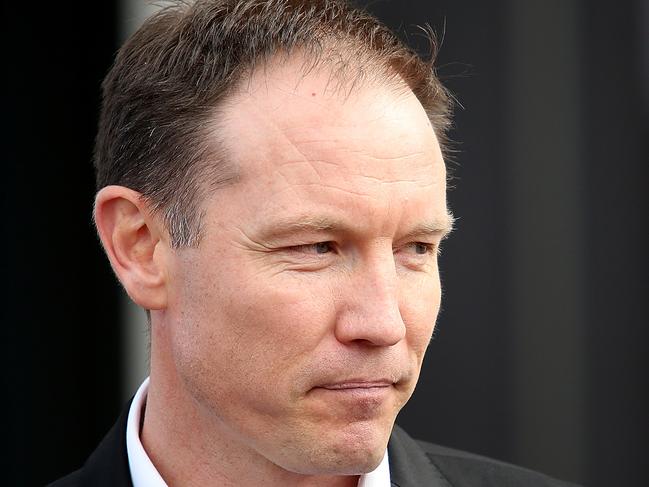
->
xmin=224 ymin=59 xmax=443 ymax=168
xmin=213 ymin=57 xmax=447 ymax=228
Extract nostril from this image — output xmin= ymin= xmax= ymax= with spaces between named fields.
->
xmin=334 ymin=296 xmax=405 ymax=347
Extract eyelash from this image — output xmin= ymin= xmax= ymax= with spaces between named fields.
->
xmin=409 ymin=242 xmax=437 ymax=255
xmin=290 ymin=242 xmax=335 ymax=255
xmin=289 ymin=241 xmax=439 ymax=256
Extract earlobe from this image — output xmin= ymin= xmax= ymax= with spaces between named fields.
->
xmin=94 ymin=185 xmax=169 ymax=310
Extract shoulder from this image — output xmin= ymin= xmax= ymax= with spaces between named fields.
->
xmin=389 ymin=425 xmax=581 ymax=487
xmin=46 ymin=404 xmax=133 ymax=487
xmin=46 ymin=469 xmax=82 ymax=487
xmin=417 ymin=440 xmax=579 ymax=487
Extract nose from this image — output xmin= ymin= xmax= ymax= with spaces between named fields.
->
xmin=334 ymin=255 xmax=406 ymax=347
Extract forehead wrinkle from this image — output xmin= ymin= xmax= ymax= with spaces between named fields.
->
xmin=279 ymin=115 xmax=440 ymax=163
xmin=223 ymin=70 xmax=442 ymax=186
xmin=362 ymin=151 xmax=426 ymax=162
xmin=281 ymin=123 xmax=433 ymax=158
xmin=263 ymin=147 xmax=442 ymax=207
xmin=221 ymin=101 xmax=328 ymax=186
xmin=269 ymin=134 xmax=441 ymax=186
xmin=280 ymin=132 xmax=432 ymax=165
xmin=351 ymin=173 xmax=438 ymax=187
xmin=270 ymin=159 xmax=438 ymax=189
xmin=281 ymin=181 xmax=377 ymax=199
xmin=219 ymin=57 xmax=447 ymax=217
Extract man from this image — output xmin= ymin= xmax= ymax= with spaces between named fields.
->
xmin=51 ymin=1 xmax=578 ymax=485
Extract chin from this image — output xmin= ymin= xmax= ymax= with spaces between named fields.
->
xmin=326 ymin=446 xmax=386 ymax=476
xmin=283 ymin=448 xmax=385 ymax=477
xmin=277 ymin=420 xmax=391 ymax=476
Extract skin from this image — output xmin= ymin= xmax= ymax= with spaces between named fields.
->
xmin=95 ymin=58 xmax=452 ymax=487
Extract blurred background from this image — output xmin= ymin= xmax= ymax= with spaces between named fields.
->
xmin=2 ymin=0 xmax=647 ymax=485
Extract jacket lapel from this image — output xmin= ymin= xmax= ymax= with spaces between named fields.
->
xmin=388 ymin=424 xmax=453 ymax=487
xmin=79 ymin=404 xmax=133 ymax=487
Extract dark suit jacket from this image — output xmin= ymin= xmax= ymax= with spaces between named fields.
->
xmin=49 ymin=406 xmax=579 ymax=487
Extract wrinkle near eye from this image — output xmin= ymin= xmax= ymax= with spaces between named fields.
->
xmin=232 ymin=227 xmax=278 ymax=253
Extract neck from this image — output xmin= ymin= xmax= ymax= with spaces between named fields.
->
xmin=140 ymin=337 xmax=360 ymax=487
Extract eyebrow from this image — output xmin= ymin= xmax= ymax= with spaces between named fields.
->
xmin=256 ymin=217 xmax=347 ymax=243
xmin=256 ymin=211 xmax=455 ymax=243
xmin=401 ymin=211 xmax=456 ymax=241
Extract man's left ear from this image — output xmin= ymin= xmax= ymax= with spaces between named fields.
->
xmin=93 ymin=185 xmax=170 ymax=310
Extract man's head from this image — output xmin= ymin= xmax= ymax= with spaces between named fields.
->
xmin=94 ymin=0 xmax=451 ymax=247
xmin=94 ymin=0 xmax=453 ymax=481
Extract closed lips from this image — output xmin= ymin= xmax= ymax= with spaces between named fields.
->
xmin=318 ymin=381 xmax=393 ymax=390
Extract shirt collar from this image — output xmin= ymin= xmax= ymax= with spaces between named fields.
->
xmin=126 ymin=377 xmax=391 ymax=487
xmin=126 ymin=377 xmax=167 ymax=487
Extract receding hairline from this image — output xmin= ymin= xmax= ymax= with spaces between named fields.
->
xmin=94 ymin=0 xmax=452 ymax=248
xmin=195 ymin=46 xmax=442 ymax=203
xmin=224 ymin=43 xmax=428 ymax=106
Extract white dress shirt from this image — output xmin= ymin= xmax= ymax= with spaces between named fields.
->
xmin=126 ymin=377 xmax=391 ymax=486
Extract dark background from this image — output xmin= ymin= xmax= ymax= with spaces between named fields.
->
xmin=2 ymin=1 xmax=647 ymax=485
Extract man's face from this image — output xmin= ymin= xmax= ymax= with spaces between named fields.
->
xmin=163 ymin=61 xmax=450 ymax=475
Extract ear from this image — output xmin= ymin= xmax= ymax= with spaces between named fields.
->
xmin=94 ymin=185 xmax=169 ymax=310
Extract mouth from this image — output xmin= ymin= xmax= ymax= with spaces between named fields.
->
xmin=317 ymin=380 xmax=394 ymax=391
xmin=308 ymin=380 xmax=395 ymax=418
xmin=311 ymin=379 xmax=395 ymax=400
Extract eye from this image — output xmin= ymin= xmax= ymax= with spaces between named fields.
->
xmin=396 ymin=242 xmax=439 ymax=270
xmin=406 ymin=242 xmax=437 ymax=256
xmin=312 ymin=241 xmax=334 ymax=254
xmin=413 ymin=242 xmax=432 ymax=255
xmin=291 ymin=241 xmax=335 ymax=255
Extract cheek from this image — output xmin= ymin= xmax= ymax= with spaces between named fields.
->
xmin=172 ymin=259 xmax=338 ymax=399
xmin=226 ymin=274 xmax=337 ymax=352
xmin=400 ymin=272 xmax=442 ymax=358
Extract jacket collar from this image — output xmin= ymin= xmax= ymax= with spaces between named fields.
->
xmin=388 ymin=424 xmax=452 ymax=487
xmin=79 ymin=404 xmax=133 ymax=487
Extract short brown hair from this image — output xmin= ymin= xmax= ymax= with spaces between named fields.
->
xmin=95 ymin=0 xmax=452 ymax=247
